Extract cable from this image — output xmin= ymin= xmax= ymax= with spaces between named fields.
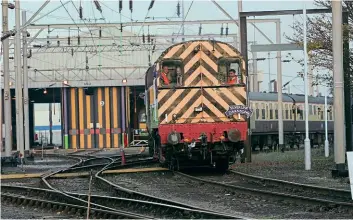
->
xmin=68 ymin=0 xmax=101 ymax=66
xmin=174 ymin=0 xmax=194 ymax=40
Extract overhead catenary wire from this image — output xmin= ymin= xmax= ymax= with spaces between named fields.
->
xmin=66 ymin=0 xmax=101 ymax=69
xmin=174 ymin=0 xmax=194 ymax=40
xmin=92 ymin=2 xmax=125 ymax=57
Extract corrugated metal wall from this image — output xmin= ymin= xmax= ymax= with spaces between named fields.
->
xmin=65 ymin=87 xmax=130 ymax=149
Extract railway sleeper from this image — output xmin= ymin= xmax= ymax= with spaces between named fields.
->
xmin=2 ymin=193 xmax=145 ymax=219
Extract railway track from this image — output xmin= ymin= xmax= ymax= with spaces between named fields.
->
xmin=1 ymin=154 xmax=151 ymax=219
xmin=95 ymin=159 xmax=246 ymax=219
xmin=49 ymin=154 xmax=243 ymax=219
xmin=2 ymin=153 xmax=247 ymax=219
xmin=176 ymin=170 xmax=353 ymax=212
xmin=1 ymin=186 xmax=148 ymax=219
xmin=228 ymin=170 xmax=352 ymax=202
xmin=42 ymin=154 xmax=245 ymax=219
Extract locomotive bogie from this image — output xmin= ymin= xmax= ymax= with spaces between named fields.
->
xmin=156 ymin=141 xmax=242 ymax=171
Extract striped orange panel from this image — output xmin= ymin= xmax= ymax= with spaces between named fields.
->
xmin=85 ymin=93 xmax=92 ymax=149
xmin=78 ymin=88 xmax=85 ymax=149
xmin=158 ymin=88 xmax=247 ymax=124
xmin=97 ymin=88 xmax=104 ymax=148
xmin=156 ymin=40 xmax=245 ymax=88
xmin=69 ymin=88 xmax=78 ymax=149
xmin=105 ymin=87 xmax=111 ymax=148
xmin=112 ymin=87 xmax=119 ymax=148
xmin=156 ymin=40 xmax=248 ymax=125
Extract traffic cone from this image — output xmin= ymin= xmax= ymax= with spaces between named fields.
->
xmin=120 ymin=147 xmax=126 ymax=165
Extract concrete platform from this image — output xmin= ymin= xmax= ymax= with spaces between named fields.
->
xmin=231 ymin=148 xmax=350 ymax=190
xmin=32 ymin=147 xmax=149 ymax=156
xmin=1 ymin=147 xmax=149 ymax=176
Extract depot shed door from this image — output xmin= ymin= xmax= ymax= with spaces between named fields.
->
xmin=66 ymin=87 xmax=123 ymax=149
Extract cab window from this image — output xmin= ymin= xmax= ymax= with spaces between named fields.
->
xmin=145 ymin=66 xmax=155 ymax=89
xmin=217 ymin=57 xmax=242 ymax=85
xmin=159 ymin=59 xmax=184 ymax=87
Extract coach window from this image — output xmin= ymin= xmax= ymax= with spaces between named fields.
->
xmin=218 ymin=57 xmax=242 ymax=85
xmin=159 ymin=59 xmax=184 ymax=87
xmin=298 ymin=105 xmax=304 ymax=120
xmin=274 ymin=104 xmax=278 ymax=119
xmin=288 ymin=104 xmax=292 ymax=119
xmin=145 ymin=66 xmax=155 ymax=89
xmin=255 ymin=103 xmax=260 ymax=119
xmin=328 ymin=106 xmax=333 ymax=120
xmin=261 ymin=103 xmax=266 ymax=119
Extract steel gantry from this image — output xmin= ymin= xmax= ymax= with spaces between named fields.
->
xmin=1 ymin=0 xmax=284 ymax=157
xmin=239 ymin=7 xmax=351 ymax=177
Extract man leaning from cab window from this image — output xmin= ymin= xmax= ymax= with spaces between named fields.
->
xmin=160 ymin=65 xmax=170 ymax=86
xmin=227 ymin=69 xmax=238 ymax=85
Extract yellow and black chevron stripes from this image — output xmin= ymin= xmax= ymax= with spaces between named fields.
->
xmin=158 ymin=87 xmax=247 ymax=124
xmin=66 ymin=87 xmax=128 ymax=149
xmin=156 ymin=40 xmax=246 ymax=87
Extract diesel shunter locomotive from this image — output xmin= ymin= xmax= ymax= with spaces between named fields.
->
xmin=144 ymin=40 xmax=251 ymax=171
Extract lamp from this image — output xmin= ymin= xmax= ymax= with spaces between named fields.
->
xmin=122 ymin=78 xmax=127 ymax=84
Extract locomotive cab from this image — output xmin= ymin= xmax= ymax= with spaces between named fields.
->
xmin=218 ymin=57 xmax=244 ymax=86
xmin=159 ymin=59 xmax=184 ymax=87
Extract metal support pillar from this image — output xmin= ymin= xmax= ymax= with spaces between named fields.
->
xmin=63 ymin=87 xmax=69 ymax=149
xmin=324 ymin=87 xmax=329 ymax=157
xmin=120 ymin=86 xmax=126 ymax=164
xmin=181 ymin=0 xmax=185 ymax=42
xmin=15 ymin=0 xmax=24 ymax=154
xmin=332 ymin=1 xmax=346 ymax=175
xmin=268 ymin=52 xmax=271 ymax=92
xmin=49 ymin=103 xmax=53 ymax=145
xmin=303 ymin=4 xmax=311 ymax=170
xmin=238 ymin=0 xmax=242 ymax=48
xmin=2 ymin=0 xmax=13 ymax=156
xmin=251 ymin=43 xmax=259 ymax=92
xmin=276 ymin=21 xmax=284 ymax=152
xmin=240 ymin=15 xmax=251 ymax=163
xmin=22 ymin=10 xmax=30 ymax=151
xmin=0 ymin=69 xmax=2 ymax=153
xmin=343 ymin=12 xmax=352 ymax=152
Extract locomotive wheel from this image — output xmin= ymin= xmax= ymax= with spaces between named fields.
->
xmin=215 ymin=158 xmax=229 ymax=172
xmin=148 ymin=138 xmax=154 ymax=157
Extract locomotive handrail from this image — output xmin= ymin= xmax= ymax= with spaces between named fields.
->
xmin=157 ymin=84 xmax=246 ymax=90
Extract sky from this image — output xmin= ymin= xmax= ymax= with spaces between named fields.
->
xmin=1 ymin=0 xmax=330 ymax=95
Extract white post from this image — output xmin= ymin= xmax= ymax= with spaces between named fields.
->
xmin=303 ymin=4 xmax=311 ymax=170
xmin=276 ymin=21 xmax=284 ymax=152
xmin=268 ymin=52 xmax=271 ymax=92
xmin=237 ymin=0 xmax=242 ymax=49
xmin=324 ymin=87 xmax=329 ymax=157
xmin=2 ymin=0 xmax=13 ymax=157
xmin=22 ymin=10 xmax=30 ymax=151
xmin=332 ymin=0 xmax=345 ymax=170
xmin=0 ymin=66 xmax=2 ymax=152
xmin=15 ymin=0 xmax=24 ymax=155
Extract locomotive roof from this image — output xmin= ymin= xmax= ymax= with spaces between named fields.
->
xmin=249 ymin=92 xmax=334 ymax=105
xmin=155 ymin=39 xmax=241 ymax=63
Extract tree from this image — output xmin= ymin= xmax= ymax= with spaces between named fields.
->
xmin=286 ymin=0 xmax=352 ymax=94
